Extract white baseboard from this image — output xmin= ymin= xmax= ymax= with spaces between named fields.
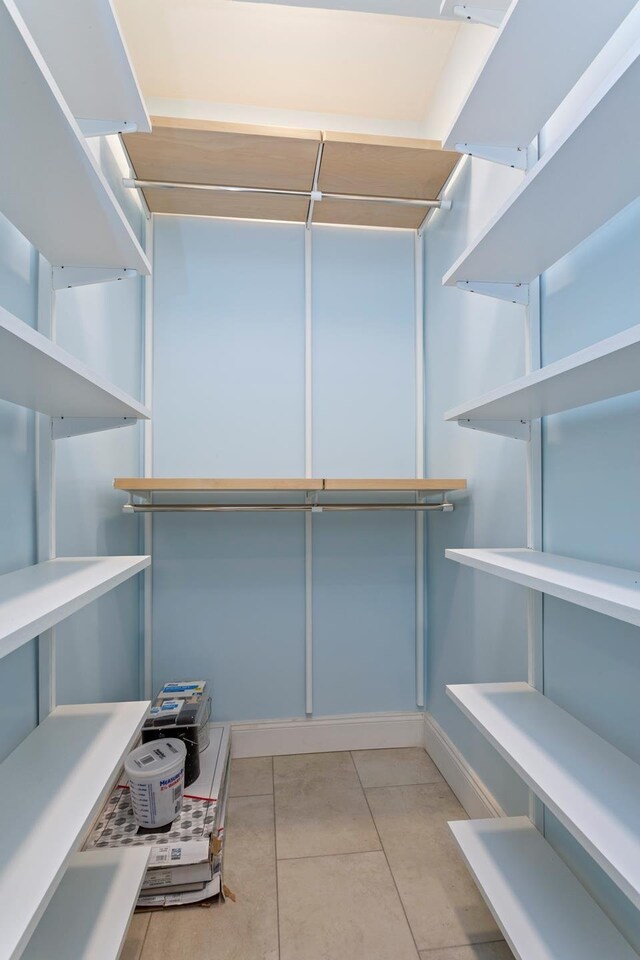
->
xmin=230 ymin=711 xmax=425 ymax=759
xmin=424 ymin=712 xmax=504 ymax=819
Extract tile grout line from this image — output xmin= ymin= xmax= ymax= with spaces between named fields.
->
xmin=349 ymin=751 xmax=423 ymax=960
xmin=277 ymin=848 xmax=385 ymax=863
xmin=272 ymin=756 xmax=282 ymax=960
xmin=420 ymin=939 xmax=508 ymax=956
xmin=132 ymin=911 xmax=151 ymax=960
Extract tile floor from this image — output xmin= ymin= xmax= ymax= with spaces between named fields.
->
xmin=123 ymin=747 xmax=513 ymax=960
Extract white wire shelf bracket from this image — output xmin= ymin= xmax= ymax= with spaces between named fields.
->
xmin=0 ymin=556 xmax=150 ymax=662
xmin=0 ymin=700 xmax=150 ymax=960
xmin=446 ymin=548 xmax=640 ymax=628
xmin=444 ymin=322 xmax=640 ymax=438
xmin=447 ymin=682 xmax=640 ymax=909
xmin=20 ymin=848 xmax=150 ymax=960
xmin=0 ymin=0 xmax=150 ymax=273
xmin=443 ymin=0 xmax=637 ymax=161
xmin=450 ymin=817 xmax=638 ymax=960
xmin=443 ymin=34 xmax=640 ymax=288
xmin=0 ymin=305 xmax=150 ymax=428
xmin=14 ymin=0 xmax=150 ymax=134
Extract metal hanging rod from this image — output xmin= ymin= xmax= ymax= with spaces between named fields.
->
xmin=123 ymin=179 xmax=451 ymax=210
xmin=123 ymin=502 xmax=454 ymax=514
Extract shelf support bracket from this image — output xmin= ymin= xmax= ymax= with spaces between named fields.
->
xmin=52 ymin=417 xmax=139 ymax=439
xmin=456 ymin=281 xmax=529 ymax=305
xmin=77 ymin=119 xmax=139 ymax=137
xmin=453 ymin=143 xmax=528 ymax=170
xmin=452 ymin=5 xmax=503 ymax=26
xmin=457 ymin=419 xmax=531 ymax=441
xmin=52 ymin=267 xmax=138 ymax=289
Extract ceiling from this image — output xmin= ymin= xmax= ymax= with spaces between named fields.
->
xmin=115 ymin=0 xmax=461 ymax=128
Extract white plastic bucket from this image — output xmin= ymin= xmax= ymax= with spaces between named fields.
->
xmin=124 ymin=738 xmax=187 ymax=829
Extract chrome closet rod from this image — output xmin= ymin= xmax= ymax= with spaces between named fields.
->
xmin=124 ymin=179 xmax=449 ymax=209
xmin=123 ymin=502 xmax=454 ymax=513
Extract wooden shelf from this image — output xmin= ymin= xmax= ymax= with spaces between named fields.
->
xmin=0 ymin=305 xmax=150 ymax=423
xmin=445 ymin=323 xmax=640 ymax=434
xmin=443 ymin=36 xmax=640 ymax=286
xmin=0 ymin=0 xmax=150 ymax=273
xmin=447 ymin=682 xmax=640 ymax=909
xmin=0 ymin=700 xmax=150 ymax=960
xmin=123 ymin=118 xmax=459 ymax=229
xmin=445 ymin=548 xmax=640 ymax=627
xmin=0 ymin=556 xmax=150 ymax=662
xmin=450 ymin=817 xmax=638 ymax=960
xmin=14 ymin=0 xmax=150 ymax=134
xmin=444 ymin=0 xmax=636 ymax=153
xmin=21 ymin=849 xmax=149 ymax=960
xmin=114 ymin=477 xmax=467 ymax=493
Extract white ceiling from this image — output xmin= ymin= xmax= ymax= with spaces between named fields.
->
xmin=116 ymin=0 xmax=463 ymax=130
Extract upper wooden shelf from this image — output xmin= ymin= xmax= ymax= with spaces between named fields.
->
xmin=122 ymin=119 xmax=460 ymax=230
xmin=14 ymin=0 xmax=150 ymax=134
xmin=114 ymin=478 xmax=467 ymax=493
xmin=443 ymin=0 xmax=636 ymax=154
xmin=0 ymin=0 xmax=150 ymax=273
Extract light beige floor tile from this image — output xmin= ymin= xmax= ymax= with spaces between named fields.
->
xmin=120 ymin=913 xmax=150 ymax=960
xmin=419 ymin=942 xmax=513 ymax=959
xmin=141 ymin=796 xmax=278 ymax=960
xmin=279 ymin=851 xmax=420 ymax=960
xmin=367 ymin=782 xmax=501 ymax=951
xmin=352 ymin=747 xmax=444 ymax=788
xmin=274 ymin=752 xmax=381 ymax=859
xmin=229 ymin=757 xmax=273 ymax=797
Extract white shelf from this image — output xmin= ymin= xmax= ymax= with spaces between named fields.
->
xmin=447 ymin=682 xmax=640 ymax=909
xmin=14 ymin=0 xmax=150 ymax=135
xmin=444 ymin=0 xmax=636 ymax=153
xmin=443 ymin=34 xmax=640 ymax=286
xmin=21 ymin=848 xmax=149 ymax=960
xmin=0 ymin=0 xmax=150 ymax=273
xmin=0 ymin=700 xmax=150 ymax=960
xmin=450 ymin=817 xmax=638 ymax=960
xmin=445 ymin=323 xmax=640 ymax=432
xmin=445 ymin=548 xmax=640 ymax=627
xmin=0 ymin=556 xmax=150 ymax=662
xmin=0 ymin=306 xmax=150 ymax=422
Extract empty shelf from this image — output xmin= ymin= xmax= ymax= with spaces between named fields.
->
xmin=444 ymin=0 xmax=636 ymax=153
xmin=21 ymin=848 xmax=149 ymax=960
xmin=14 ymin=0 xmax=150 ymax=133
xmin=0 ymin=0 xmax=150 ymax=272
xmin=323 ymin=478 xmax=467 ymax=491
xmin=445 ymin=323 xmax=640 ymax=430
xmin=0 ymin=700 xmax=150 ymax=960
xmin=113 ymin=477 xmax=467 ymax=493
xmin=450 ymin=817 xmax=637 ymax=960
xmin=447 ymin=682 xmax=640 ymax=908
xmin=443 ymin=35 xmax=640 ymax=286
xmin=0 ymin=556 xmax=150 ymax=662
xmin=0 ymin=306 xmax=150 ymax=421
xmin=445 ymin=548 xmax=640 ymax=627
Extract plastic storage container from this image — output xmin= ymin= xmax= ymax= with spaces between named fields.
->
xmin=124 ymin=738 xmax=186 ymax=829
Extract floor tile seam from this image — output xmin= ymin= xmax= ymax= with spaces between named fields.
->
xmin=349 ymin=750 xmax=423 ymax=959
xmin=133 ymin=913 xmax=152 ymax=960
xmin=229 ymin=791 xmax=274 ymax=799
xmin=419 ymin=939 xmax=507 ymax=953
xmin=277 ymin=848 xmax=385 ymax=864
xmin=272 ymin=756 xmax=282 ymax=960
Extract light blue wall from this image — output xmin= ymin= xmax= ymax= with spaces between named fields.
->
xmin=0 ymin=213 xmax=39 ymax=762
xmin=540 ymin=198 xmax=640 ymax=947
xmin=151 ymin=217 xmax=418 ymax=720
xmin=424 ymin=156 xmax=531 ymax=814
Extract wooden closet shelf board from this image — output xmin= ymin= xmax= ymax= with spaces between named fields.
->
xmin=312 ymin=198 xmax=426 ymax=230
xmin=0 ymin=0 xmax=150 ymax=273
xmin=324 ymin=478 xmax=467 ymax=491
xmin=21 ymin=848 xmax=150 ymax=960
xmin=123 ymin=117 xmax=321 ymax=191
xmin=450 ymin=817 xmax=639 ymax=960
xmin=0 ymin=700 xmax=150 ymax=960
xmin=319 ymin=134 xmax=460 ymax=200
xmin=447 ymin=682 xmax=640 ymax=908
xmin=145 ymin=187 xmax=309 ymax=223
xmin=114 ymin=478 xmax=467 ymax=492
